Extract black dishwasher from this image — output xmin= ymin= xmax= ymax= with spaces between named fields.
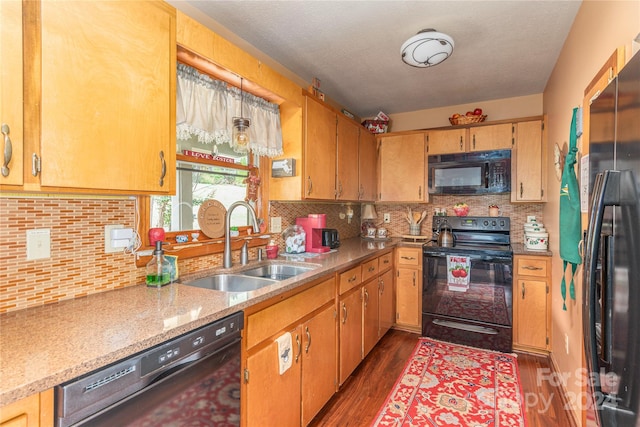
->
xmin=55 ymin=311 xmax=243 ymax=427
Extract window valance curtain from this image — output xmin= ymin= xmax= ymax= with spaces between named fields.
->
xmin=176 ymin=63 xmax=283 ymax=157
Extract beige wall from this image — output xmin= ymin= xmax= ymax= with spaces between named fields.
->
xmin=387 ymin=94 xmax=542 ymax=132
xmin=542 ymin=0 xmax=639 ymax=422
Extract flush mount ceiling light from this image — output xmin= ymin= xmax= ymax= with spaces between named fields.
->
xmin=401 ymin=29 xmax=454 ymax=68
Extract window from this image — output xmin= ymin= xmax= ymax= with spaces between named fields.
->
xmin=149 ymin=134 xmax=258 ymax=237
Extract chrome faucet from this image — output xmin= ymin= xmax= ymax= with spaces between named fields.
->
xmin=223 ymin=201 xmax=260 ymax=268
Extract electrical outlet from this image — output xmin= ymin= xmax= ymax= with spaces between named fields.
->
xmin=270 ymin=217 xmax=282 ymax=233
xmin=105 ymin=224 xmax=124 ymax=253
xmin=564 ymin=333 xmax=569 ymax=354
xmin=383 ymin=213 xmax=391 ymax=223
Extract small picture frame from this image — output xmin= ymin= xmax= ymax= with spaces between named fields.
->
xmin=165 ymin=255 xmax=179 ymax=281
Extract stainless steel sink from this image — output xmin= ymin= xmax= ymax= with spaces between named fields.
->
xmin=239 ymin=264 xmax=316 ymax=281
xmin=185 ymin=274 xmax=278 ymax=292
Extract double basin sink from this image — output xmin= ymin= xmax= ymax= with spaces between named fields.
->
xmin=184 ymin=263 xmax=317 ymax=293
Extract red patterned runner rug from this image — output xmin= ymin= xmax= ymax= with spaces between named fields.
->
xmin=372 ymin=338 xmax=526 ymax=427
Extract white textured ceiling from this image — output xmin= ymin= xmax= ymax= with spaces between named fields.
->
xmin=171 ymin=1 xmax=582 ymax=118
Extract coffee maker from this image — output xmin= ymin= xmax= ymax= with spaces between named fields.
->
xmin=296 ymin=214 xmax=330 ymax=253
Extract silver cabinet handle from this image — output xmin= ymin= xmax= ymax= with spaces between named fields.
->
xmin=418 ymin=185 xmax=422 ymax=199
xmin=295 ymin=333 xmax=301 ymax=363
xmin=364 ymin=288 xmax=369 ymax=308
xmin=520 ymin=182 xmax=524 ymax=198
xmin=521 ymin=282 xmax=526 ymax=299
xmin=412 ymin=271 xmax=416 ymax=286
xmin=401 ymin=256 xmax=416 ymax=260
xmin=522 ymin=265 xmax=543 ymax=270
xmin=159 ymin=151 xmax=166 ymax=187
xmin=459 ymin=136 xmax=463 ymax=150
xmin=337 ymin=181 xmax=343 ymax=198
xmin=348 ymin=275 xmax=357 ymax=283
xmin=31 ymin=153 xmax=40 ymax=177
xmin=1 ymin=124 xmax=12 ymax=177
xmin=305 ymin=326 xmax=311 ymax=353
xmin=368 ymin=266 xmax=375 ymax=272
xmin=342 ymin=302 xmax=347 ymax=324
xmin=307 ymin=176 xmax=313 ymax=196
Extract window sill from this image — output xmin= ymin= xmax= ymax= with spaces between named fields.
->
xmin=134 ymin=234 xmax=272 ymax=267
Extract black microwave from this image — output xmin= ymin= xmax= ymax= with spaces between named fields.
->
xmin=428 ymin=150 xmax=511 ymax=195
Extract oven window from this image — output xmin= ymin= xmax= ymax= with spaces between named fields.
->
xmin=423 ymin=255 xmax=513 ymax=326
xmin=433 ymin=166 xmax=482 ymax=187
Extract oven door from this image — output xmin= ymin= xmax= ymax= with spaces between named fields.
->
xmin=422 ymin=250 xmax=513 ymax=352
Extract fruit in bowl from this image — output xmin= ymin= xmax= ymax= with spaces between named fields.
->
xmin=453 ymin=203 xmax=470 ymax=216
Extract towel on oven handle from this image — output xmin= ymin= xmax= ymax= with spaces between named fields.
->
xmin=446 ymin=255 xmax=470 ymax=291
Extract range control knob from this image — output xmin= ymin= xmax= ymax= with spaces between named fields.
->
xmin=483 ymin=221 xmax=489 ymax=226
xmin=491 ymin=221 xmax=497 ymax=226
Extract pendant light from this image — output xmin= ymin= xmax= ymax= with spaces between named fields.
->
xmin=232 ymin=77 xmax=250 ymax=152
xmin=401 ymin=29 xmax=454 ymax=68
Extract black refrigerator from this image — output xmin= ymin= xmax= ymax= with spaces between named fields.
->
xmin=584 ymin=50 xmax=640 ymax=427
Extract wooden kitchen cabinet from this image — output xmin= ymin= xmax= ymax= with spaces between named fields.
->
xmin=0 ymin=389 xmax=53 ymax=427
xmin=378 ymin=267 xmax=395 ymax=337
xmin=301 ymin=304 xmax=338 ymax=426
xmin=362 ymin=277 xmax=380 ymax=357
xmin=336 ymin=115 xmax=360 ymax=200
xmin=246 ymin=324 xmax=302 ymax=426
xmin=0 ymin=0 xmax=24 ymax=187
xmin=358 ymin=129 xmax=377 ymax=201
xmin=378 ymin=133 xmax=426 ymax=202
xmin=426 ymin=128 xmax=467 ymax=154
xmin=339 ymin=285 xmax=363 ymax=385
xmin=243 ymin=276 xmax=337 ymax=426
xmin=512 ymin=119 xmax=547 ymax=202
xmin=14 ymin=1 xmax=176 ymax=194
xmin=304 ymin=95 xmax=338 ymax=199
xmin=303 ymin=94 xmax=363 ymax=201
xmin=395 ymin=247 xmax=422 ymax=333
xmin=513 ymin=255 xmax=551 ymax=353
xmin=469 ymin=123 xmax=513 ymax=151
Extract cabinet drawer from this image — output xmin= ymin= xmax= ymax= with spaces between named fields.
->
xmin=378 ymin=252 xmax=393 ymax=273
xmin=246 ymin=277 xmax=335 ymax=349
xmin=396 ymin=248 xmax=421 ymax=267
xmin=339 ymin=266 xmax=362 ymax=295
xmin=361 ymin=258 xmax=378 ymax=282
xmin=516 ymin=257 xmax=548 ymax=277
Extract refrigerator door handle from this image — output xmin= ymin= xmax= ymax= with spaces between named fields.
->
xmin=584 ymin=170 xmax=620 ymax=416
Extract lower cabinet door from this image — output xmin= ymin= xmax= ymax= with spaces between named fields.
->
xmin=339 ymin=287 xmax=363 ymax=385
xmin=378 ymin=269 xmax=395 ymax=337
xmin=246 ymin=325 xmax=302 ymax=427
xmin=396 ymin=267 xmax=420 ymax=328
xmin=363 ymin=278 xmax=380 ymax=357
xmin=516 ymin=279 xmax=548 ymax=349
xmin=301 ymin=305 xmax=337 ymax=426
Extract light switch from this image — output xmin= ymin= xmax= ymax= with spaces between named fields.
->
xmin=27 ymin=229 xmax=51 ymax=260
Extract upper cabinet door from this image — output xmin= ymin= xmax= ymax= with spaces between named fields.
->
xmin=469 ymin=123 xmax=513 ymax=151
xmin=427 ymin=128 xmax=467 ymax=154
xmin=304 ymin=96 xmax=337 ymax=199
xmin=37 ymin=1 xmax=176 ymax=193
xmin=0 ymin=0 xmax=24 ymax=187
xmin=378 ymin=133 xmax=426 ymax=202
xmin=358 ymin=129 xmax=377 ymax=201
xmin=512 ymin=119 xmax=546 ymax=202
xmin=336 ymin=115 xmax=360 ymax=200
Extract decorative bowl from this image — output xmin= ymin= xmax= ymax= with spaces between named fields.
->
xmin=452 ymin=204 xmax=469 ymax=216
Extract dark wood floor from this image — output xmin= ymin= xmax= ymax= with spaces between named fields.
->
xmin=309 ymin=329 xmax=575 ymax=427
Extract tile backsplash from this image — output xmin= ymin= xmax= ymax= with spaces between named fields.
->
xmin=1 ymin=195 xmax=542 ymax=313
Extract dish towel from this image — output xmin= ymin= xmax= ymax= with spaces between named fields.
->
xmin=276 ymin=332 xmax=293 ymax=375
xmin=559 ymin=107 xmax=583 ymax=310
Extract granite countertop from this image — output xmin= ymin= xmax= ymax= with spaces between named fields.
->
xmin=0 ymin=237 xmax=400 ymax=406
